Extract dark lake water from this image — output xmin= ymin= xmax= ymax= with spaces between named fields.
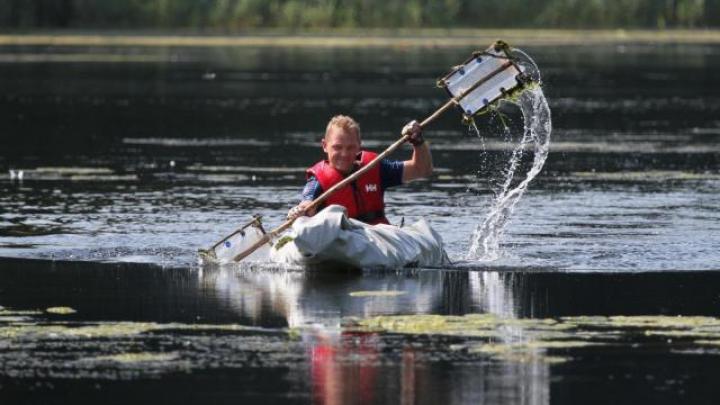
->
xmin=1 ymin=39 xmax=720 ymax=404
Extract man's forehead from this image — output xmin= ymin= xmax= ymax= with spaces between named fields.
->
xmin=326 ymin=127 xmax=360 ymax=144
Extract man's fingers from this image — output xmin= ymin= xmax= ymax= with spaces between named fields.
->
xmin=288 ymin=202 xmax=314 ymax=219
xmin=403 ymin=120 xmax=424 ymax=146
xmin=402 ymin=120 xmax=420 ymax=136
xmin=287 ymin=206 xmax=301 ymax=220
xmin=401 ymin=121 xmax=420 ymax=136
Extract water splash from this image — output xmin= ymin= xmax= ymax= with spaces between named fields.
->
xmin=467 ymin=87 xmax=552 ymax=261
xmin=467 ymin=120 xmax=489 ymax=193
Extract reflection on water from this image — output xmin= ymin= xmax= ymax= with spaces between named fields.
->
xmin=1 ymin=259 xmax=551 ymax=404
xmin=4 ymin=258 xmax=720 ymax=404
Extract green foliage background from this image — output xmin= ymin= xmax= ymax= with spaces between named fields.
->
xmin=1 ymin=0 xmax=718 ymax=29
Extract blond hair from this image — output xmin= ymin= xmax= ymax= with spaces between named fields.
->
xmin=325 ymin=115 xmax=361 ymax=142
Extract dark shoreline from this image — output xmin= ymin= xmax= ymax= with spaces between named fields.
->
xmin=3 ymin=29 xmax=720 ymax=48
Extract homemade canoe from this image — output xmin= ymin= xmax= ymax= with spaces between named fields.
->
xmin=200 ymin=205 xmax=450 ymax=269
xmin=270 ymin=205 xmax=450 ymax=269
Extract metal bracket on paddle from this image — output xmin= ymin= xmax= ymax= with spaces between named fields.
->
xmin=436 ymin=40 xmax=529 ymax=123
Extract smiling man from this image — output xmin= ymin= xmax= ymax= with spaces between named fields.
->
xmin=287 ymin=115 xmax=432 ymax=225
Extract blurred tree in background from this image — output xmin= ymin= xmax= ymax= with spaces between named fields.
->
xmin=0 ymin=0 xmax=717 ymax=29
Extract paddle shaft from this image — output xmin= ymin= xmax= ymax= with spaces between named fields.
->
xmin=232 ymin=58 xmax=517 ymax=261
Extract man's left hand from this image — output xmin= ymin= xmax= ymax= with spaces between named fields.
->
xmin=287 ymin=200 xmax=314 ymax=220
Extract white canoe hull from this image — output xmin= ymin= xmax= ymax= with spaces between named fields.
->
xmin=270 ymin=205 xmax=450 ymax=269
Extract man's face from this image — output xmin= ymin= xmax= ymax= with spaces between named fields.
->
xmin=322 ymin=126 xmax=361 ymax=174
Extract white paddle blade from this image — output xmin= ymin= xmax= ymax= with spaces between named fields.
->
xmin=441 ymin=44 xmax=524 ymax=116
xmin=200 ymin=220 xmax=271 ymax=264
xmin=215 ymin=225 xmax=270 ymax=263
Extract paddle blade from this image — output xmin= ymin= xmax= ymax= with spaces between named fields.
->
xmin=438 ymin=41 xmax=526 ymax=118
xmin=199 ymin=217 xmax=270 ymax=264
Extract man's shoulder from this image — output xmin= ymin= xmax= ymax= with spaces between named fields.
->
xmin=379 ymin=158 xmax=404 ymax=188
xmin=380 ymin=158 xmax=404 ymax=172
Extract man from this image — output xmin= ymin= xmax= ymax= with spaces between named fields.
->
xmin=287 ymin=114 xmax=431 ymax=225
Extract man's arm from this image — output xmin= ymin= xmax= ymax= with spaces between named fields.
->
xmin=401 ymin=120 xmax=433 ymax=183
xmin=287 ymin=177 xmax=321 ymax=219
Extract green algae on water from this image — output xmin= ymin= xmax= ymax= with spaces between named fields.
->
xmin=0 ymin=308 xmax=43 ymax=317
xmin=349 ymin=291 xmax=406 ymax=298
xmin=355 ymin=314 xmax=497 ymax=336
xmin=355 ymin=313 xmax=576 ymax=337
xmin=274 ymin=235 xmax=294 ymax=250
xmin=90 ymin=352 xmax=179 ymax=364
xmin=470 ymin=342 xmax=575 ymax=364
xmin=349 ymin=314 xmax=720 ymax=364
xmin=352 ymin=314 xmax=606 ymax=363
xmin=562 ymin=315 xmax=720 ymax=330
xmin=46 ymin=307 xmax=77 ymax=315
xmin=0 ymin=320 xmax=280 ymax=341
xmin=0 ymin=306 xmax=311 ymax=380
xmin=569 ymin=171 xmax=720 ymax=182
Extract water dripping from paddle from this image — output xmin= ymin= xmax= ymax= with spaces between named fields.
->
xmin=466 ymin=87 xmax=552 ymax=262
xmin=467 ymin=119 xmax=488 ymax=192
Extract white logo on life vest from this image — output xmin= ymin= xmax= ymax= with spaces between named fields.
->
xmin=365 ymin=183 xmax=378 ymax=192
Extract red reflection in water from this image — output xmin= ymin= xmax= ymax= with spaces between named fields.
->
xmin=310 ymin=331 xmax=390 ymax=405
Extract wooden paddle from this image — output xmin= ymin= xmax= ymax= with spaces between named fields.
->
xmin=228 ymin=41 xmax=526 ymax=262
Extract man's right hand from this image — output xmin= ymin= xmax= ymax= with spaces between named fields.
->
xmin=287 ymin=200 xmax=315 ymax=220
xmin=402 ymin=120 xmax=424 ymax=146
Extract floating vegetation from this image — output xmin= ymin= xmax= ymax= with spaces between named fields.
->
xmin=1 ymin=320 xmax=286 ymax=341
xmin=349 ymin=290 xmax=406 ymax=297
xmin=274 ymin=235 xmax=294 ymax=250
xmin=355 ymin=313 xmax=497 ymax=335
xmin=45 ymin=307 xmax=77 ymax=315
xmin=0 ymin=308 xmax=43 ymax=317
xmin=470 ymin=342 xmax=580 ymax=364
xmin=7 ymin=303 xmax=720 ymax=380
xmin=568 ymin=171 xmax=720 ymax=182
xmin=2 ymin=322 xmax=157 ymax=340
xmin=89 ymin=352 xmax=180 ymax=364
xmin=33 ymin=167 xmax=114 ymax=175
xmin=349 ymin=314 xmax=720 ymax=364
xmin=2 ymin=167 xmax=137 ymax=182
xmin=0 ymin=307 xmax=305 ymax=380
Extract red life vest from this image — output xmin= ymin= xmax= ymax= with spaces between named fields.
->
xmin=307 ymin=151 xmax=389 ymax=225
